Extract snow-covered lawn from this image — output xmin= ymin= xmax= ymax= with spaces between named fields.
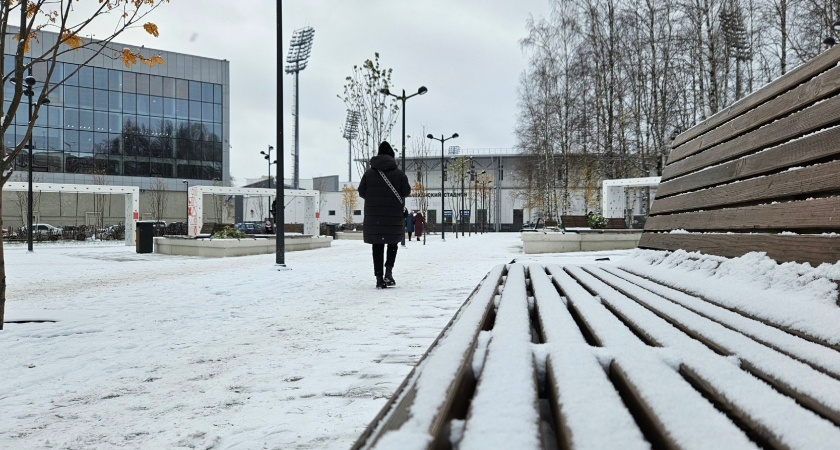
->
xmin=0 ymin=233 xmax=625 ymax=449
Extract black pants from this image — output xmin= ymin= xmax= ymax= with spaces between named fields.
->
xmin=407 ymin=231 xmax=413 ymax=240
xmin=372 ymin=243 xmax=398 ymax=277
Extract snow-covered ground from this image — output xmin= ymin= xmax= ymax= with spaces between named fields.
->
xmin=0 ymin=233 xmax=628 ymax=449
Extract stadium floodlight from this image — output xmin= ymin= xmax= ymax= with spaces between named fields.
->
xmin=342 ymin=110 xmax=361 ymax=182
xmin=285 ymin=26 xmax=315 ymax=190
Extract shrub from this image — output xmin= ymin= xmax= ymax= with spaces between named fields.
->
xmin=587 ymin=214 xmax=608 ymax=229
xmin=212 ymin=226 xmax=248 ymax=239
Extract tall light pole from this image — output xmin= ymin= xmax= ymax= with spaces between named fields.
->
xmin=427 ymin=133 xmax=458 ymax=242
xmin=260 ymin=145 xmax=275 ymax=188
xmin=381 ymin=86 xmax=427 ymax=246
xmin=15 ymin=73 xmax=50 ymax=252
xmin=276 ymin=6 xmax=286 ymax=266
xmin=285 ymin=26 xmax=315 ymax=190
xmin=342 ymin=110 xmax=360 ymax=182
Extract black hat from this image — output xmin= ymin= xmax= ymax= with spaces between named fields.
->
xmin=378 ymin=141 xmax=395 ymax=158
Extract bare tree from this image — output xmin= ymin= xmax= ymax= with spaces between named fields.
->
xmin=146 ymin=177 xmax=169 ymax=226
xmin=341 ymin=184 xmax=358 ymax=225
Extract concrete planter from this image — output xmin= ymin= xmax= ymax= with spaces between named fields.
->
xmin=334 ymin=231 xmax=364 ymax=240
xmin=522 ymin=229 xmax=642 ymax=254
xmin=154 ymin=235 xmax=332 ymax=257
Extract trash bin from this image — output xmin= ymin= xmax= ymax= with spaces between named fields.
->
xmin=136 ymin=221 xmax=154 ymax=253
xmin=327 ymin=223 xmax=337 ymax=237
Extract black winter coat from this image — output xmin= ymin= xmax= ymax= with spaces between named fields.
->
xmin=358 ymin=155 xmax=411 ymax=245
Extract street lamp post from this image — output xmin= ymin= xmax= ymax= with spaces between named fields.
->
xmin=182 ymin=179 xmax=189 ymax=234
xmin=16 ymin=74 xmax=50 ymax=252
xmin=260 ymin=145 xmax=274 ymax=188
xmin=426 ymin=133 xmax=458 ymax=242
xmin=285 ymin=26 xmax=315 ymax=190
xmin=381 ymin=86 xmax=427 ymax=245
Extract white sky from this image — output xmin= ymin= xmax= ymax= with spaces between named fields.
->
xmin=103 ymin=0 xmax=553 ymax=184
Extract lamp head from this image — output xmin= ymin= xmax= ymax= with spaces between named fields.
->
xmin=182 ymin=179 xmax=188 ymax=184
xmin=417 ymin=86 xmax=428 ymax=95
xmin=426 ymin=133 xmax=434 ymax=139
xmin=452 ymin=133 xmax=459 ymax=139
xmin=380 ymin=88 xmax=391 ymax=96
xmin=833 ymin=20 xmax=840 ymax=32
xmin=260 ymin=150 xmax=267 ymax=155
xmin=41 ymin=98 xmax=50 ymax=105
xmin=269 ymin=145 xmax=274 ymax=151
xmin=24 ymin=76 xmax=36 ymax=86
xmin=825 ymin=36 xmax=838 ymax=46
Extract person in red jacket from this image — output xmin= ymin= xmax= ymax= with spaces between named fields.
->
xmin=412 ymin=211 xmax=425 ymax=241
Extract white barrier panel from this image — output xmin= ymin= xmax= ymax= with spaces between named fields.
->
xmin=4 ymin=182 xmax=140 ymax=245
xmin=189 ymin=186 xmax=319 ymax=236
xmin=601 ymin=177 xmax=660 ymax=219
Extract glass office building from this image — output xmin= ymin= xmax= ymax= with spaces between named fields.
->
xmin=5 ymin=30 xmax=230 ymax=189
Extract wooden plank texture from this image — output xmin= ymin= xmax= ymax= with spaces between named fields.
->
xmin=662 ymin=93 xmax=840 ymax=182
xmin=638 ymin=233 xmax=840 ymax=266
xmin=645 ymin=197 xmax=840 ymax=232
xmin=670 ymin=63 xmax=840 ymax=163
xmin=671 ymin=45 xmax=840 ymax=148
xmin=650 ymin=159 xmax=840 ymax=215
xmin=657 ymin=125 xmax=840 ymax=198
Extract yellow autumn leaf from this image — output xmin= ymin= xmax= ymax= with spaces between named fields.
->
xmin=143 ymin=23 xmax=159 ymax=38
xmin=61 ymin=32 xmax=85 ymax=49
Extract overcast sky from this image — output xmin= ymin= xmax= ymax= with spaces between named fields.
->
xmin=110 ymin=0 xmax=553 ymax=184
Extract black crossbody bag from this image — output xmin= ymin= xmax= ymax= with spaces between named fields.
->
xmin=377 ymin=169 xmax=408 ymax=218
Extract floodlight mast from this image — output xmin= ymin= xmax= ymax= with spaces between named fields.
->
xmin=342 ymin=110 xmax=360 ymax=182
xmin=285 ymin=26 xmax=315 ymax=190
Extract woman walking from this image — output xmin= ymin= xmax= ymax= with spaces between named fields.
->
xmin=358 ymin=141 xmax=412 ymax=289
xmin=413 ymin=211 xmax=425 ymax=241
xmin=405 ymin=210 xmax=415 ymax=242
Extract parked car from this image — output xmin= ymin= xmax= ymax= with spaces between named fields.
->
xmin=21 ymin=223 xmax=63 ymax=240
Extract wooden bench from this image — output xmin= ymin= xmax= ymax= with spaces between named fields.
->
xmin=353 ymin=46 xmax=840 ymax=449
xmin=561 ymin=215 xmax=625 ymax=230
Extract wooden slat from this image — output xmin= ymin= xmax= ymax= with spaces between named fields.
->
xmin=657 ymin=125 xmax=840 ymax=198
xmin=650 ymin=159 xmax=840 ymax=215
xmin=670 ymin=63 xmax=840 ymax=163
xmin=638 ymin=233 xmax=840 ymax=266
xmin=645 ymin=197 xmax=840 ymax=232
xmin=662 ymin=93 xmax=840 ymax=182
xmin=672 ymin=44 xmax=840 ymax=148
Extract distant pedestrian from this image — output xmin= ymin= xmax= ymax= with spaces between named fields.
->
xmin=413 ymin=211 xmax=425 ymax=241
xmin=358 ymin=141 xmax=412 ymax=289
xmin=405 ymin=210 xmax=415 ymax=242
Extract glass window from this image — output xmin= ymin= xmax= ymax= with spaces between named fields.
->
xmin=78 ymin=66 xmax=93 ymax=88
xmin=136 ymin=115 xmax=150 ymax=135
xmin=136 ymin=94 xmax=150 ymax=115
xmin=213 ymin=123 xmax=221 ymax=142
xmin=32 ymin=127 xmax=46 ymax=150
xmin=162 ymin=118 xmax=175 ymax=137
xmin=137 ymin=135 xmax=150 ymax=156
xmin=64 ymin=86 xmax=79 ymax=108
xmin=4 ymin=80 xmax=14 ymax=100
xmin=94 ymin=68 xmax=108 ymax=90
xmin=49 ymin=85 xmax=64 ymax=107
xmin=201 ymin=82 xmax=213 ymax=103
xmin=109 ymin=91 xmax=122 ymax=112
xmin=214 ymin=84 xmax=222 ymax=104
xmin=176 ymin=138 xmax=191 ymax=159
xmin=214 ymin=104 xmax=222 ymax=123
xmin=94 ymin=111 xmax=108 ymax=132
xmin=175 ymin=99 xmax=188 ymax=119
xmin=108 ymin=70 xmax=122 ymax=91
xmin=79 ymin=130 xmax=93 ymax=153
xmin=109 ymin=134 xmax=122 ymax=155
xmin=150 ymin=96 xmax=163 ymax=116
xmin=32 ymin=61 xmax=48 ymax=85
xmin=150 ymin=161 xmax=171 ymax=177
xmin=136 ymin=74 xmax=150 ymax=95
xmin=189 ymin=141 xmax=202 ymax=160
xmin=175 ymin=119 xmax=190 ymax=139
xmin=163 ymin=77 xmax=176 ymax=97
xmin=35 ymin=106 xmax=48 ymax=127
xmin=163 ymin=98 xmax=176 ymax=117
xmin=150 ymin=136 xmax=165 ymax=158
xmin=175 ymin=79 xmax=189 ymax=100
xmin=124 ymin=134 xmax=139 ymax=155
xmin=109 ymin=113 xmax=122 ymax=133
xmin=64 ymin=108 xmax=78 ymax=129
xmin=189 ymin=81 xmax=201 ymax=101
xmin=48 ymin=106 xmax=62 ymax=128
xmin=78 ymin=87 xmax=93 ymax=109
xmin=47 ymin=127 xmax=62 ymax=151
xmin=94 ymin=89 xmax=108 ymax=110
xmin=150 ymin=117 xmax=164 ymax=136
xmin=202 ymin=141 xmax=215 ymax=161
xmin=189 ymin=100 xmax=201 ymax=121
xmin=123 ymin=114 xmax=137 ymax=134
xmin=150 ymin=75 xmax=163 ymax=96
xmin=123 ymin=93 xmax=136 ymax=114
xmin=125 ymin=160 xmax=150 ymax=177
xmin=64 ymin=129 xmax=79 ymax=150
xmin=94 ymin=132 xmax=110 ymax=154
xmin=65 ymin=64 xmax=79 ymax=86
xmin=79 ymin=110 xmax=93 ymax=131
xmin=202 ymin=103 xmax=213 ymax=122
xmin=123 ymin=73 xmax=136 ymax=93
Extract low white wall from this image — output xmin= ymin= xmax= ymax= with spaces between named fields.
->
xmin=154 ymin=235 xmax=332 ymax=257
xmin=522 ymin=230 xmax=642 ymax=254
xmin=334 ymin=231 xmax=364 ymax=240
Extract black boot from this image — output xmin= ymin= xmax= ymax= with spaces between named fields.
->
xmin=384 ymin=268 xmax=396 ymax=286
xmin=376 ymin=275 xmax=388 ymax=289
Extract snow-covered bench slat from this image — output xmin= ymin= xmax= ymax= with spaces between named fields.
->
xmin=353 ymin=265 xmax=506 ymax=450
xmin=576 ymin=265 xmax=840 ymax=427
xmin=529 ymin=265 xmax=648 ymax=450
xmin=458 ymin=264 xmax=541 ymax=449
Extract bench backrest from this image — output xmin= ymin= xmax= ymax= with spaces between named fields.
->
xmin=641 ymin=45 xmax=840 ymax=266
xmin=562 ymin=215 xmax=625 ymax=229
